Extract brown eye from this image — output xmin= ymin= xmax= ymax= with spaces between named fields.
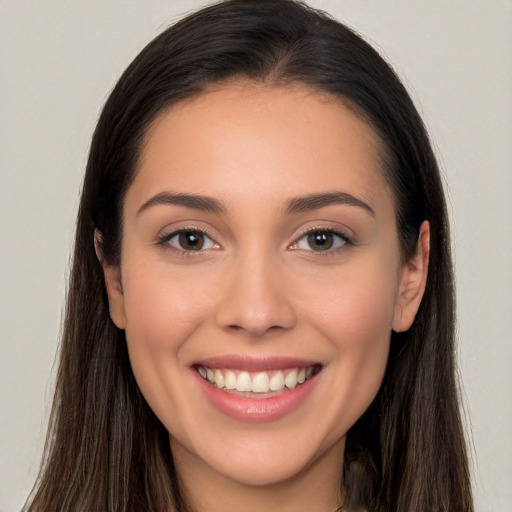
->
xmin=178 ymin=231 xmax=204 ymax=250
xmin=294 ymin=230 xmax=349 ymax=252
xmin=166 ymin=230 xmax=217 ymax=251
xmin=306 ymin=231 xmax=334 ymax=251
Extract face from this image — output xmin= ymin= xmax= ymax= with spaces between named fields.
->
xmin=103 ymin=82 xmax=428 ymax=490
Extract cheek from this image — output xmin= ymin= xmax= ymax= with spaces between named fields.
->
xmin=119 ymin=262 xmax=217 ymax=410
xmin=306 ymin=258 xmax=398 ymax=344
xmin=121 ymin=262 xmax=215 ymax=350
xmin=325 ymin=276 xmax=394 ymax=370
xmin=301 ymin=261 xmax=398 ymax=425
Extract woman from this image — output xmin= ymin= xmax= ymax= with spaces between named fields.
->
xmin=24 ymin=1 xmax=473 ymax=511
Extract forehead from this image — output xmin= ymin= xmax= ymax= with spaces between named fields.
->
xmin=129 ymin=81 xmax=391 ymax=216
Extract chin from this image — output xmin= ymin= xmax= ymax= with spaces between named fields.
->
xmin=204 ymin=447 xmax=319 ymax=487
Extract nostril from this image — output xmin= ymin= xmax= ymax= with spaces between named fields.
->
xmin=225 ymin=323 xmax=284 ymax=337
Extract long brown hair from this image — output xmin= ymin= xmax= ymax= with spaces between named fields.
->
xmin=25 ymin=1 xmax=473 ymax=511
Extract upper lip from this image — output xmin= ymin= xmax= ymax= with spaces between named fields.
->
xmin=193 ymin=355 xmax=321 ymax=371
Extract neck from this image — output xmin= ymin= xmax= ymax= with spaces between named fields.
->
xmin=172 ymin=437 xmax=345 ymax=512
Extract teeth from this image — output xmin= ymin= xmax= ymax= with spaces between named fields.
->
xmin=252 ymin=371 xmax=270 ymax=393
xmin=198 ymin=365 xmax=318 ymax=393
xmin=269 ymin=370 xmax=285 ymax=391
xmin=284 ymin=369 xmax=298 ymax=389
xmin=225 ymin=370 xmax=237 ymax=390
xmin=236 ymin=371 xmax=252 ymax=392
xmin=214 ymin=369 xmax=225 ymax=388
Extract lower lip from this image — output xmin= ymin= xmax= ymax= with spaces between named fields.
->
xmin=194 ymin=370 xmax=320 ymax=423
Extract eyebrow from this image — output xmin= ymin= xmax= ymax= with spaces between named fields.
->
xmin=284 ymin=191 xmax=375 ymax=217
xmin=137 ymin=192 xmax=228 ymax=216
xmin=136 ymin=190 xmax=375 ymax=218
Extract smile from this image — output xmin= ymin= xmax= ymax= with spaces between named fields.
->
xmin=196 ymin=365 xmax=320 ymax=394
xmin=193 ymin=357 xmax=323 ymax=422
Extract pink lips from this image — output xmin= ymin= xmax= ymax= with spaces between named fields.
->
xmin=193 ymin=356 xmax=321 ymax=423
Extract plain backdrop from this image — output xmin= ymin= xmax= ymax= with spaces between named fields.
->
xmin=1 ymin=1 xmax=511 ymax=511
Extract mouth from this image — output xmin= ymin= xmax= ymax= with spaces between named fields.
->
xmin=192 ymin=356 xmax=323 ymax=422
xmin=194 ymin=364 xmax=322 ymax=397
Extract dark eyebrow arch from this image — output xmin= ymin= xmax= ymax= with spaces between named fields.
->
xmin=137 ymin=192 xmax=228 ymax=216
xmin=284 ymin=191 xmax=375 ymax=217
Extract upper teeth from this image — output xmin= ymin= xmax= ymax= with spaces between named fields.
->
xmin=197 ymin=366 xmax=315 ymax=393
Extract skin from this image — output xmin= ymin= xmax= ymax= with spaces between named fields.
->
xmin=101 ymin=81 xmax=429 ymax=512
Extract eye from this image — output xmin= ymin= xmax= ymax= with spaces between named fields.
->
xmin=294 ymin=230 xmax=350 ymax=252
xmin=166 ymin=230 xmax=218 ymax=251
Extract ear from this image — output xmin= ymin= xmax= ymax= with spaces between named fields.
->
xmin=392 ymin=220 xmax=430 ymax=333
xmin=94 ymin=229 xmax=127 ymax=330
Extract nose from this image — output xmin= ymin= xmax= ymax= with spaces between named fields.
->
xmin=215 ymin=251 xmax=297 ymax=338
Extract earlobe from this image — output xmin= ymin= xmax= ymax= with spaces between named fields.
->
xmin=94 ymin=230 xmax=127 ymax=330
xmin=392 ymin=221 xmax=430 ymax=333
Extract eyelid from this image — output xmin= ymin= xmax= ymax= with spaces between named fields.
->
xmin=155 ymin=223 xmax=354 ymax=255
xmin=289 ymin=226 xmax=354 ymax=252
xmin=156 ymin=225 xmax=221 ymax=253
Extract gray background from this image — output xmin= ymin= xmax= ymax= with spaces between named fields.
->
xmin=1 ymin=1 xmax=511 ymax=511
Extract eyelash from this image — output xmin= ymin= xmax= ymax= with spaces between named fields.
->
xmin=290 ymin=228 xmax=353 ymax=255
xmin=156 ymin=227 xmax=220 ymax=257
xmin=156 ymin=227 xmax=354 ymax=256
